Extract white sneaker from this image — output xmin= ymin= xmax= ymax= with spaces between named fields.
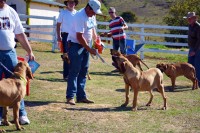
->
xmin=19 ymin=116 xmax=30 ymax=125
xmin=0 ymin=120 xmax=1 ymax=125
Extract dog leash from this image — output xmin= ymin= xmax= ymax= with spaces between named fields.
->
xmin=0 ymin=62 xmax=14 ymax=76
xmin=91 ymin=50 xmax=112 ymax=66
xmin=0 ymin=62 xmax=27 ymax=84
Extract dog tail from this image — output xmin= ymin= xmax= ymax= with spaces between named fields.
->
xmin=193 ymin=67 xmax=199 ymax=87
xmin=140 ymin=59 xmax=149 ymax=69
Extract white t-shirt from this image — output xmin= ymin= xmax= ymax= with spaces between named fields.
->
xmin=0 ymin=4 xmax=24 ymax=50
xmin=57 ymin=9 xmax=77 ymax=33
xmin=67 ymin=8 xmax=97 ymax=44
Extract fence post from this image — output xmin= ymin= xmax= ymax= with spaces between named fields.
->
xmin=140 ymin=23 xmax=145 ymax=59
xmin=52 ymin=16 xmax=57 ymax=52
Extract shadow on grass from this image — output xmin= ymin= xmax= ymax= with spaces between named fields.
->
xmin=24 ymin=101 xmax=164 ymax=112
xmin=164 ymin=85 xmax=192 ymax=92
xmin=89 ymin=71 xmax=121 ymax=77
xmin=65 ymin=105 xmax=164 ymax=112
xmin=32 ymin=49 xmax=53 ymax=53
xmin=25 ymin=101 xmax=64 ymax=107
xmin=116 ymin=86 xmax=192 ymax=93
xmin=115 ymin=88 xmax=125 ymax=92
xmin=40 ymin=71 xmax=62 ymax=74
xmin=65 ymin=106 xmax=132 ymax=112
xmin=34 ymin=77 xmax=66 ymax=82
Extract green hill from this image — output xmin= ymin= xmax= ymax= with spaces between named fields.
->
xmin=56 ymin=0 xmax=175 ymax=24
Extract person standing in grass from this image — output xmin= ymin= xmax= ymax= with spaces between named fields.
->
xmin=57 ymin=0 xmax=78 ymax=81
xmin=102 ymin=7 xmax=128 ymax=55
xmin=66 ymin=0 xmax=102 ymax=105
xmin=0 ymin=0 xmax=35 ymax=124
xmin=183 ymin=12 xmax=200 ymax=87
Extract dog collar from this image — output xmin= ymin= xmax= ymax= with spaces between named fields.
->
xmin=20 ymin=76 xmax=27 ymax=85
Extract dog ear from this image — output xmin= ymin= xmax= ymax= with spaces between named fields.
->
xmin=119 ymin=62 xmax=126 ymax=73
xmin=170 ymin=64 xmax=176 ymax=71
xmin=163 ymin=64 xmax=168 ymax=70
xmin=156 ymin=64 xmax=160 ymax=68
xmin=26 ymin=66 xmax=33 ymax=79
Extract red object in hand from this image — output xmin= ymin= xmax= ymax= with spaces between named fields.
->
xmin=58 ymin=41 xmax=64 ymax=53
xmin=95 ymin=36 xmax=103 ymax=54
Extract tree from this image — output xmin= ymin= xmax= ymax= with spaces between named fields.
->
xmin=121 ymin=11 xmax=137 ymax=23
xmin=163 ymin=0 xmax=200 ymax=43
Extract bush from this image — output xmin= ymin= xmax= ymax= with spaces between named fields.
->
xmin=163 ymin=0 xmax=200 ymax=43
xmin=120 ymin=11 xmax=137 ymax=23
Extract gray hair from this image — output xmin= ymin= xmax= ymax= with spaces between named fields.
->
xmin=109 ymin=7 xmax=116 ymax=12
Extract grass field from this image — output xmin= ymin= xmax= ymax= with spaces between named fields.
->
xmin=2 ymin=42 xmax=200 ymax=133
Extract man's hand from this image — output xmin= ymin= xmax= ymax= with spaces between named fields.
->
xmin=28 ymin=52 xmax=35 ymax=61
xmin=88 ymin=48 xmax=97 ymax=55
xmin=100 ymin=32 xmax=107 ymax=37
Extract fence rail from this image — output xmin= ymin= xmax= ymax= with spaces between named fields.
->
xmin=18 ymin=14 xmax=189 ymax=56
xmin=19 ymin=14 xmax=57 ymax=52
xmin=97 ymin=21 xmax=189 ymax=59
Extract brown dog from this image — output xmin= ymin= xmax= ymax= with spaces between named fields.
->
xmin=61 ymin=53 xmax=91 ymax=80
xmin=112 ymin=55 xmax=167 ymax=111
xmin=156 ymin=63 xmax=198 ymax=91
xmin=0 ymin=61 xmax=33 ymax=132
xmin=110 ymin=49 xmax=149 ymax=71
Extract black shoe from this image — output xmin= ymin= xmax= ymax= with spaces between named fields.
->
xmin=77 ymin=98 xmax=94 ymax=103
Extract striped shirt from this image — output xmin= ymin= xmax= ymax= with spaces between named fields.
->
xmin=109 ymin=16 xmax=126 ymax=40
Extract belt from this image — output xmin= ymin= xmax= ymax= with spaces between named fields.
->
xmin=0 ymin=49 xmax=14 ymax=53
xmin=68 ymin=40 xmax=81 ymax=46
xmin=61 ymin=32 xmax=68 ymax=34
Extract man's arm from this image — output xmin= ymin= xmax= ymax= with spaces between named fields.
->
xmin=123 ymin=23 xmax=128 ymax=30
xmin=77 ymin=32 xmax=96 ymax=55
xmin=15 ymin=33 xmax=35 ymax=60
xmin=92 ymin=28 xmax=97 ymax=41
xmin=56 ymin=22 xmax=62 ymax=42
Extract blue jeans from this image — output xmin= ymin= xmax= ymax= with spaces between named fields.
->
xmin=61 ymin=32 xmax=69 ymax=78
xmin=66 ymin=42 xmax=89 ymax=101
xmin=0 ymin=49 xmax=27 ymax=119
xmin=113 ymin=38 xmax=127 ymax=54
xmin=188 ymin=49 xmax=200 ymax=87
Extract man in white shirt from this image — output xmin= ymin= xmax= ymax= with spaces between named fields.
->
xmin=66 ymin=0 xmax=102 ymax=105
xmin=0 ymin=0 xmax=35 ymax=125
xmin=57 ymin=0 xmax=78 ymax=81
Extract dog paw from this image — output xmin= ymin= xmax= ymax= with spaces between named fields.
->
xmin=0 ymin=129 xmax=6 ymax=133
xmin=146 ymin=103 xmax=151 ymax=106
xmin=131 ymin=107 xmax=137 ymax=111
xmin=121 ymin=103 xmax=128 ymax=107
xmin=162 ymin=107 xmax=167 ymax=110
xmin=17 ymin=126 xmax=25 ymax=131
xmin=2 ymin=121 xmax=12 ymax=126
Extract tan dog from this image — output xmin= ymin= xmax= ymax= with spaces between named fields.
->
xmin=0 ymin=61 xmax=33 ymax=132
xmin=110 ymin=49 xmax=149 ymax=71
xmin=156 ymin=63 xmax=198 ymax=91
xmin=112 ymin=55 xmax=167 ymax=111
xmin=61 ymin=53 xmax=91 ymax=80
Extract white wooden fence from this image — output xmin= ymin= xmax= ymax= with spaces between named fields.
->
xmin=19 ymin=14 xmax=57 ymax=52
xmin=19 ymin=14 xmax=189 ymax=57
xmin=97 ymin=22 xmax=189 ymax=59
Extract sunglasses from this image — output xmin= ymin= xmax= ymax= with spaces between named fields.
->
xmin=108 ymin=12 xmax=114 ymax=14
xmin=68 ymin=1 xmax=75 ymax=4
